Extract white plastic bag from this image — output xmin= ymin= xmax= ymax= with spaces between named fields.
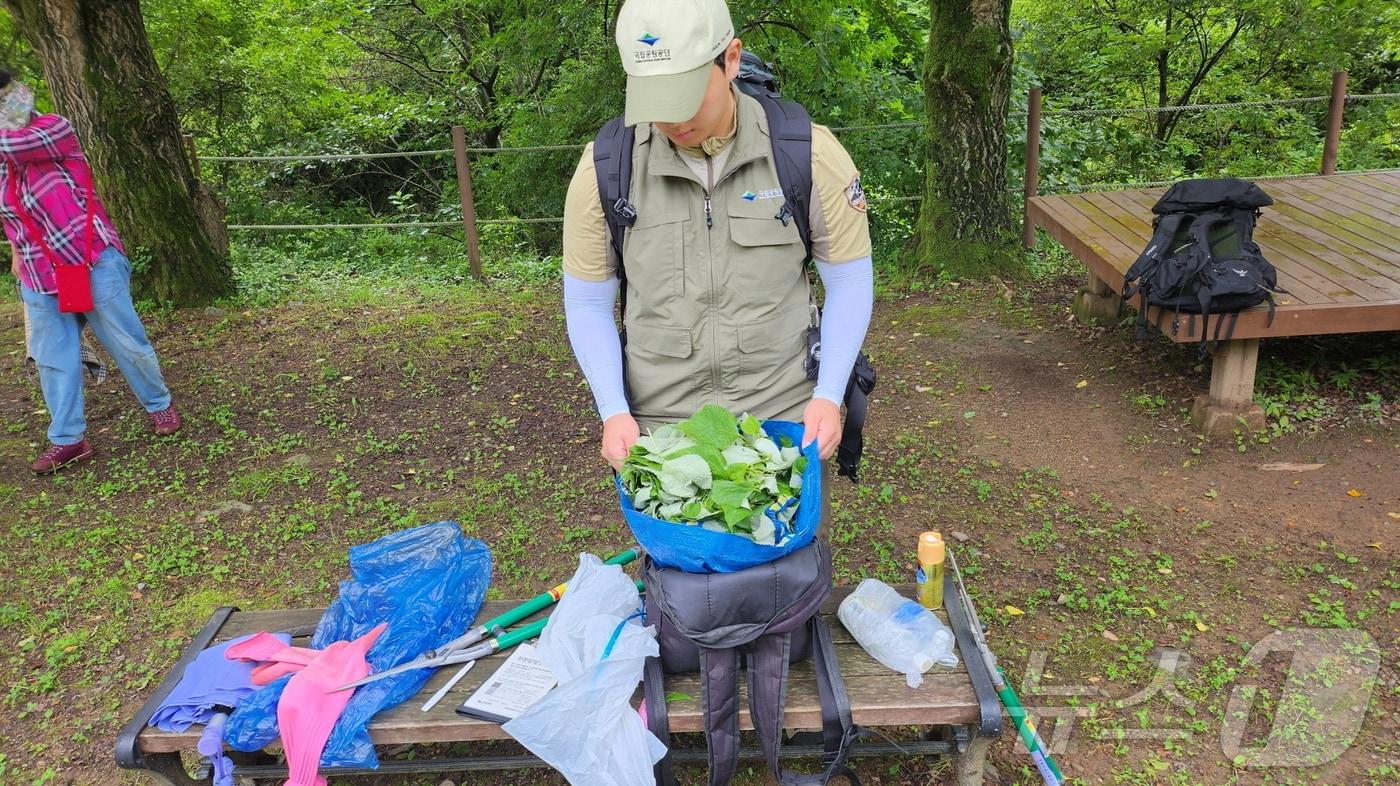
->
xmin=502 ymin=554 xmax=666 ymax=786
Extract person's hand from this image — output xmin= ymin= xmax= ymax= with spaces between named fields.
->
xmin=801 ymin=398 xmax=842 ymax=461
xmin=601 ymin=412 xmax=640 ymax=470
xmin=9 ymin=247 xmax=18 ymax=278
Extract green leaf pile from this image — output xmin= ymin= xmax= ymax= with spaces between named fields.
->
xmin=620 ymin=405 xmax=808 ymax=546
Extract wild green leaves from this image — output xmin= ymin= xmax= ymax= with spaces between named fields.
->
xmin=621 ymin=405 xmax=807 ymax=546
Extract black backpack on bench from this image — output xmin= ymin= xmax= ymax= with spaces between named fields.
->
xmin=593 ymin=50 xmax=877 ymax=482
xmin=1122 ymin=178 xmax=1284 ymax=344
xmin=641 ymin=540 xmax=861 ymax=786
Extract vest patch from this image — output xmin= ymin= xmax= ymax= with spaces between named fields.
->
xmin=844 ymin=176 xmax=867 ymax=212
xmin=741 ymin=188 xmax=784 ymax=202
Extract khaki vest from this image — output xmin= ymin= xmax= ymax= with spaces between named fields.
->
xmin=622 ymin=91 xmax=815 ymax=429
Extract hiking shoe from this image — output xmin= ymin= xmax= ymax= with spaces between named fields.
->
xmin=150 ymin=405 xmax=182 ymax=436
xmin=31 ymin=440 xmax=94 ymax=474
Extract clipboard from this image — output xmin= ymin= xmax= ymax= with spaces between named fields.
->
xmin=455 ymin=642 xmax=557 ymax=724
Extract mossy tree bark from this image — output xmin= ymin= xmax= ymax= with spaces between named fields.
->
xmin=914 ymin=0 xmax=1023 ymax=279
xmin=5 ymin=0 xmax=233 ymax=306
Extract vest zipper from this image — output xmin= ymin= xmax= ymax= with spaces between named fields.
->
xmin=704 ymin=157 xmax=714 ymax=229
xmin=704 ymin=155 xmax=719 ymax=403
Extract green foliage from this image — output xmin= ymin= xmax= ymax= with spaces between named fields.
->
xmin=1015 ymin=0 xmax=1400 ymax=188
xmin=1 ymin=0 xmax=1394 ymax=283
xmin=620 ymin=406 xmax=807 ymax=545
xmin=133 ymin=0 xmax=929 ymax=261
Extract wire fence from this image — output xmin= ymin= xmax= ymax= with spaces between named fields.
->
xmin=204 ymin=83 xmax=1399 ymax=242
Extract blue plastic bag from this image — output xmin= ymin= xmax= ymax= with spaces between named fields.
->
xmin=618 ymin=420 xmax=823 ymax=573
xmin=225 ymin=521 xmax=492 ymax=768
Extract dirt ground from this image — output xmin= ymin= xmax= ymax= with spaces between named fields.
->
xmin=0 ymin=273 xmax=1394 ymax=786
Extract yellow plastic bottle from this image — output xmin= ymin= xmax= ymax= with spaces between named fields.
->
xmin=916 ymin=531 xmax=946 ymax=610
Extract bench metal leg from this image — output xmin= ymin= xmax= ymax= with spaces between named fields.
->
xmin=134 ymin=752 xmax=207 ymax=786
xmin=1072 ymin=271 xmax=1121 ymax=326
xmin=1190 ymin=337 xmax=1266 ymax=437
xmin=953 ymin=729 xmax=996 ymax=786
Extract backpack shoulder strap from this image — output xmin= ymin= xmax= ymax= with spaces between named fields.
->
xmin=746 ymin=623 xmax=860 ymax=786
xmin=836 ymin=354 xmax=876 ymax=483
xmin=644 ymin=655 xmax=678 ymax=786
xmin=808 ymin=615 xmax=861 ymax=784
xmin=700 ymin=646 xmax=743 ymax=786
xmin=1124 ymin=211 xmax=1187 ymax=294
xmin=753 ymin=93 xmax=875 ymax=481
xmin=752 ymin=93 xmax=814 ymax=262
xmin=593 ymin=115 xmax=638 ymax=285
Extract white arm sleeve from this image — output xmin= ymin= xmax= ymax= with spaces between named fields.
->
xmin=813 ymin=256 xmax=874 ymax=405
xmin=563 ymin=273 xmax=629 ymax=421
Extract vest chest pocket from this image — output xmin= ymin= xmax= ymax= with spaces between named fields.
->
xmin=727 ymin=206 xmax=805 ymax=292
xmin=623 ymin=203 xmax=690 ymax=303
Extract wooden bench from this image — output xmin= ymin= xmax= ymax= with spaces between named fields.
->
xmin=117 ymin=579 xmax=1003 ymax=785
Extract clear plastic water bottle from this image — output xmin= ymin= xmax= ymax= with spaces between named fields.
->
xmin=837 ymin=578 xmax=958 ymax=687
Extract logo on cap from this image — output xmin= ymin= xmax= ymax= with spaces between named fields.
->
xmin=638 ymin=32 xmax=660 ymax=46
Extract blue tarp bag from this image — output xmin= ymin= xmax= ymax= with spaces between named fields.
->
xmin=618 ymin=420 xmax=823 ymax=574
xmin=225 ymin=521 xmax=492 ymax=768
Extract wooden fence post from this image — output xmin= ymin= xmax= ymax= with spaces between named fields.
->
xmin=1022 ymin=86 xmax=1042 ymax=248
xmin=1321 ymin=70 xmax=1347 ymax=176
xmin=182 ymin=133 xmax=200 ymax=180
xmin=452 ymin=125 xmax=484 ymax=281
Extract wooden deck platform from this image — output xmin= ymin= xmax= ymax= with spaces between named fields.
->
xmin=1028 ymin=170 xmax=1400 ymax=434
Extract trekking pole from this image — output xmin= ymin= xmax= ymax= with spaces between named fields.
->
xmin=948 ymin=549 xmax=1065 ymax=786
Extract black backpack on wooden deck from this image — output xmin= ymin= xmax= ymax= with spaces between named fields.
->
xmin=1122 ymin=178 xmax=1285 ymax=344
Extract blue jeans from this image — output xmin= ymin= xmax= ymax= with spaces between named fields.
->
xmin=20 ymin=247 xmax=172 ymax=445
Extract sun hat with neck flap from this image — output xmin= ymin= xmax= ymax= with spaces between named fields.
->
xmin=615 ymin=0 xmax=735 ymax=126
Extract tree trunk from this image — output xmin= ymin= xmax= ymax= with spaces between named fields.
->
xmin=5 ymin=0 xmax=233 ymax=306
xmin=913 ymin=0 xmax=1021 ymax=279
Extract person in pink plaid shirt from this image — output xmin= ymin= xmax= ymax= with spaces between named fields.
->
xmin=2 ymin=70 xmax=181 ymax=473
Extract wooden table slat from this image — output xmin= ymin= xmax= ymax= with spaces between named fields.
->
xmin=1277 ymin=179 xmax=1400 ymax=255
xmin=1262 ymin=198 xmax=1400 ymax=272
xmin=1355 ymin=173 xmax=1400 ymax=196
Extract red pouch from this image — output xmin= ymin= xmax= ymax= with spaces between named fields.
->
xmin=55 ymin=263 xmax=94 ymax=313
xmin=8 ymin=160 xmax=99 ymax=313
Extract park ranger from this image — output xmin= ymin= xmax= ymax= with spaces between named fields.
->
xmin=562 ymin=0 xmax=874 ymax=470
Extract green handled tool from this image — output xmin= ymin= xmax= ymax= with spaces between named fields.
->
xmin=368 ymin=547 xmax=639 ymax=673
xmin=948 ymin=549 xmax=1065 ymax=786
xmin=467 ymin=548 xmax=640 ymax=645
xmin=338 ymin=560 xmax=646 ymax=691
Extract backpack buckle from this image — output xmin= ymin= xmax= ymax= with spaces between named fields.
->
xmin=775 ymin=203 xmax=793 ymax=227
xmin=612 ymin=197 xmax=638 ymax=226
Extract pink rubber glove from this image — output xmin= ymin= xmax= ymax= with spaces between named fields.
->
xmin=278 ymin=623 xmax=387 ymax=786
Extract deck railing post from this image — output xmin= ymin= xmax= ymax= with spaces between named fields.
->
xmin=452 ymin=125 xmax=485 ymax=281
xmin=1022 ymin=86 xmax=1042 ymax=248
xmin=1321 ymin=70 xmax=1347 ymax=176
